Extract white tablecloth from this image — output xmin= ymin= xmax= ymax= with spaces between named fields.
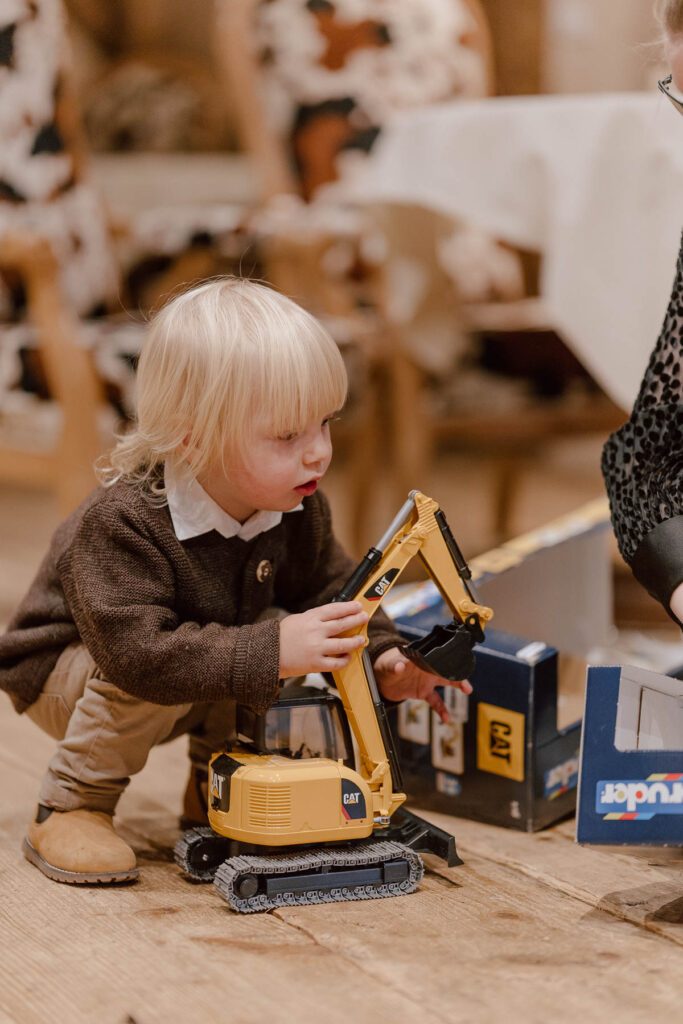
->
xmin=339 ymin=92 xmax=683 ymax=411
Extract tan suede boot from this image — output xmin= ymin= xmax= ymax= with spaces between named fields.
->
xmin=23 ymin=808 xmax=139 ymax=884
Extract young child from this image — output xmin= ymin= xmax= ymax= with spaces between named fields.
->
xmin=0 ymin=278 xmax=471 ymax=886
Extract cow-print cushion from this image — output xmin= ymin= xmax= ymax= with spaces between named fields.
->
xmin=253 ymin=0 xmax=486 ymax=199
xmin=0 ymin=0 xmax=119 ymax=319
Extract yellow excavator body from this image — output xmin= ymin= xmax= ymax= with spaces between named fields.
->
xmin=208 ymin=750 xmax=377 ymax=845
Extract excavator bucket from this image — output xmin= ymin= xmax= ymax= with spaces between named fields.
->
xmin=402 ymin=615 xmax=485 ymax=681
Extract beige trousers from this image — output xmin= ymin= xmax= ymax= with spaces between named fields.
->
xmin=25 ymin=642 xmax=235 ymax=814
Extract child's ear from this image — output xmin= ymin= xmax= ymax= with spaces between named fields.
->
xmin=174 ymin=435 xmax=199 ymax=469
xmin=180 ymin=434 xmax=200 ymax=460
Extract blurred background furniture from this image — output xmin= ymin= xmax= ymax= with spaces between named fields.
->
xmin=215 ymin=0 xmax=562 ymax=541
xmin=1 ymin=0 xmax=667 ymax=554
xmin=330 ymin=92 xmax=681 ymax=536
xmin=216 ymin=0 xmax=494 ymax=201
xmin=0 ymin=0 xmax=117 ymax=515
xmin=0 ymin=0 xmax=418 ymax=547
xmin=0 ymin=1 xmax=261 ymax=517
xmin=343 ymin=91 xmax=683 ymax=411
xmin=0 ymin=235 xmax=104 ymax=515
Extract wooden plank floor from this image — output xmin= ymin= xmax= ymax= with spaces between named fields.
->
xmin=2 ymin=702 xmax=683 ymax=1024
xmin=2 ymin=454 xmax=682 ymax=1024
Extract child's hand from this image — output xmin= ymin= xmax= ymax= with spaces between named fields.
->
xmin=373 ymin=646 xmax=473 ymax=723
xmin=279 ymin=601 xmax=369 ymax=677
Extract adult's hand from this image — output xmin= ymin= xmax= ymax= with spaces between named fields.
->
xmin=670 ymin=581 xmax=683 ymax=623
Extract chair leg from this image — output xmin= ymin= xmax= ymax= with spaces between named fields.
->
xmin=388 ymin=345 xmax=432 ymax=502
xmin=4 ymin=233 xmax=105 ymax=512
xmin=491 ymin=456 xmax=523 ymax=544
xmin=347 ymin=368 xmax=382 ymax=555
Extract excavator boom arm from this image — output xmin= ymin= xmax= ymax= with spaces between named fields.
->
xmin=331 ymin=492 xmax=493 ymax=817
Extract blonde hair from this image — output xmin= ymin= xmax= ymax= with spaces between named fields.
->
xmin=655 ymin=0 xmax=683 ymax=36
xmin=99 ymin=278 xmax=347 ymax=497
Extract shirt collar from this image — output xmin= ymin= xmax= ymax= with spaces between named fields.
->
xmin=165 ymin=461 xmax=302 ymax=542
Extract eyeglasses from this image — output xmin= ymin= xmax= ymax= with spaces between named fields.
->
xmin=658 ymin=74 xmax=683 ymax=116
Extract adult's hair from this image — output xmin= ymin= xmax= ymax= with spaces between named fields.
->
xmin=655 ymin=0 xmax=683 ymax=35
xmin=99 ymin=277 xmax=347 ymax=498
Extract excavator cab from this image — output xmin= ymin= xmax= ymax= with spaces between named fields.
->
xmin=236 ymin=686 xmax=355 ymax=768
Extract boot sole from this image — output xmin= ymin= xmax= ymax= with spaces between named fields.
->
xmin=22 ymin=838 xmax=139 ymax=885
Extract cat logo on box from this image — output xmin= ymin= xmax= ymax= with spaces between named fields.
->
xmin=477 ymin=702 xmax=525 ymax=782
xmin=490 ymin=721 xmax=513 ymax=762
xmin=341 ymin=779 xmax=367 ymax=820
xmin=363 ymin=568 xmax=400 ymax=602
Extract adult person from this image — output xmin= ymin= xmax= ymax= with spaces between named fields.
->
xmin=602 ymin=0 xmax=683 ymax=624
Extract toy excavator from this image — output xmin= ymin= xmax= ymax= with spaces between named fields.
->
xmin=175 ymin=491 xmax=493 ymax=912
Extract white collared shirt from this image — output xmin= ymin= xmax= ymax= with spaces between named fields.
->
xmin=165 ymin=461 xmax=303 ymax=542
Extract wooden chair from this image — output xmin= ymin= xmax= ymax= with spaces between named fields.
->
xmin=0 ymin=2 xmax=248 ymax=517
xmin=0 ymin=235 xmax=104 ymax=516
xmin=0 ymin=3 xmax=113 ymax=515
xmin=214 ymin=0 xmax=623 ymax=542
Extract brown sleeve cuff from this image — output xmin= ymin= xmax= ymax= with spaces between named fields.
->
xmin=229 ymin=617 xmax=282 ymax=715
xmin=631 ymin=515 xmax=683 ymax=625
xmin=367 ymin=633 xmax=402 ymax=664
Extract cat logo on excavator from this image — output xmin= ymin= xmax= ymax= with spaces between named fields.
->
xmin=364 ymin=568 xmax=400 ymax=601
xmin=341 ymin=779 xmax=367 ymax=819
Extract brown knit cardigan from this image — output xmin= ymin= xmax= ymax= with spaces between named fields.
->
xmin=0 ymin=482 xmax=401 ymax=715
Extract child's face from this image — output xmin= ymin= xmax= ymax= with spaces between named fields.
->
xmin=199 ymin=412 xmax=336 ymax=522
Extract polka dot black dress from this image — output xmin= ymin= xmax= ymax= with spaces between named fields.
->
xmin=602 ymin=233 xmax=683 ymax=620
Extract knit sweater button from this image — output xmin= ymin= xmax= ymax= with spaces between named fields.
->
xmin=256 ymin=559 xmax=272 ymax=583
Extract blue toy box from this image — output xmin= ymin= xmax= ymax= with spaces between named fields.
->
xmin=577 ymin=664 xmax=683 ymax=845
xmin=390 ymin=617 xmax=581 ymax=831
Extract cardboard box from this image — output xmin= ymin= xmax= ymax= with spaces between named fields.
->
xmin=577 ymin=664 xmax=683 ymax=845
